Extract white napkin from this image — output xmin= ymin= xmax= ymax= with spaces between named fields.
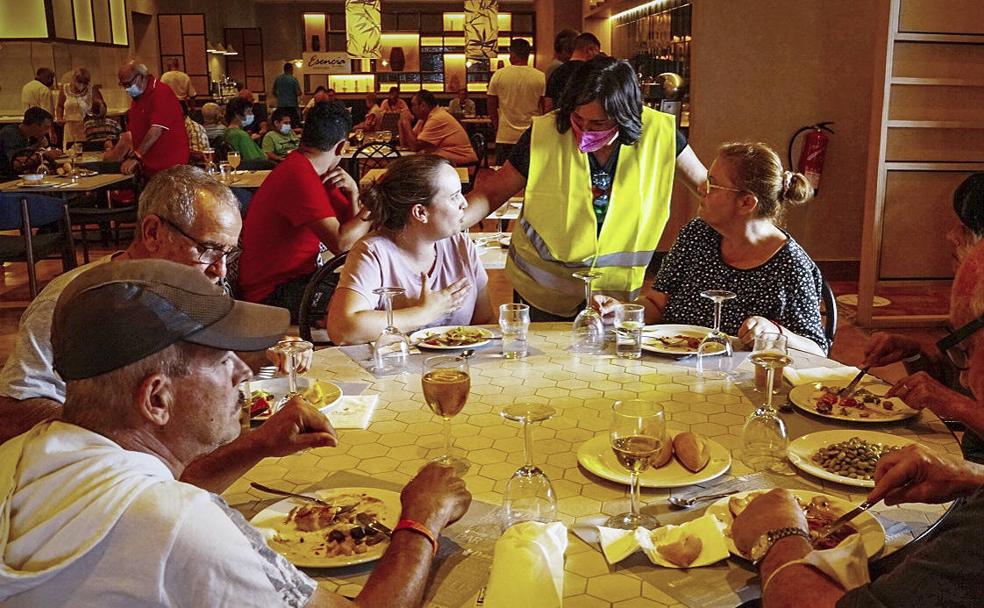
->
xmin=597 ymin=514 xmax=729 ymax=568
xmin=322 ymin=395 xmax=378 ymax=429
xmin=783 ymin=365 xmax=862 ymax=387
xmin=484 ymin=521 xmax=567 ymax=608
xmin=766 ymin=534 xmax=870 ymax=592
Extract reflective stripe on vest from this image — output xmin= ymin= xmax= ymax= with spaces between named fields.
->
xmin=506 ymin=107 xmax=677 ymax=316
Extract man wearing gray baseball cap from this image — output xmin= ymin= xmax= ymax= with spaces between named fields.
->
xmin=0 ymin=259 xmax=471 ymax=606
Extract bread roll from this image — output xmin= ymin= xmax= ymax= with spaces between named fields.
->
xmin=656 ymin=534 xmax=703 ymax=567
xmin=650 ymin=437 xmax=674 ymax=469
xmin=673 ymin=432 xmax=710 ymax=473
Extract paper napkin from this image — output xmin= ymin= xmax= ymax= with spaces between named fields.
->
xmin=322 ymin=395 xmax=378 ymax=429
xmin=597 ymin=514 xmax=729 ymax=568
xmin=484 ymin=521 xmax=567 ymax=608
xmin=783 ymin=365 xmax=863 ymax=387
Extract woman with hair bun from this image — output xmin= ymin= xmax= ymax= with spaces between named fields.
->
xmin=598 ymin=141 xmax=828 ymax=355
xmin=327 ymin=155 xmax=493 ymax=345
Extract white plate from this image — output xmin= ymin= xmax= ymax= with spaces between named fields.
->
xmin=640 ymin=324 xmax=720 ymax=356
xmin=706 ymin=489 xmax=885 ymax=559
xmin=410 ymin=325 xmax=494 ymax=350
xmin=787 ymin=430 xmax=918 ymax=488
xmin=249 ymin=487 xmax=401 ymax=568
xmin=499 ymin=235 xmax=511 ymax=248
xmin=576 ymin=433 xmax=731 ymax=488
xmin=788 ymin=382 xmax=919 ymax=423
xmin=246 ymin=377 xmax=343 ymax=421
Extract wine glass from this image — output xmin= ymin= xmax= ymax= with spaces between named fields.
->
xmin=501 ymin=403 xmax=558 ymax=529
xmin=422 ymin=355 xmax=471 ymax=474
xmin=572 ymin=271 xmax=604 ymax=354
xmin=202 ymin=148 xmax=215 ymax=173
xmin=227 ymin=150 xmax=241 ymax=171
xmin=372 ymin=287 xmax=410 ymax=374
xmin=697 ymin=289 xmax=736 ymax=378
xmin=267 ymin=339 xmax=313 ymax=412
xmin=606 ymin=399 xmax=665 ymax=530
xmin=741 ymin=333 xmax=792 ymax=473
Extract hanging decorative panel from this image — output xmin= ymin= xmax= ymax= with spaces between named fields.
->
xmin=345 ymin=0 xmax=382 ymax=59
xmin=465 ymin=0 xmax=498 ymax=60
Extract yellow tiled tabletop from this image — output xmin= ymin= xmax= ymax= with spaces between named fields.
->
xmin=225 ymin=323 xmax=960 ymax=607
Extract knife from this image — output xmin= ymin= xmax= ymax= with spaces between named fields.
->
xmin=356 ymin=512 xmax=393 ymax=537
xmin=815 ymin=500 xmax=873 ymax=540
xmin=837 ymin=366 xmax=870 ymax=398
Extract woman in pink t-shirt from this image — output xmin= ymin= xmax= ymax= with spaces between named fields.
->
xmin=327 ymin=155 xmax=493 ymax=344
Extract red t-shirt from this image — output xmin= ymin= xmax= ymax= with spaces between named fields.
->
xmin=238 ymin=151 xmax=353 ymax=302
xmin=127 ymin=76 xmax=189 ymax=174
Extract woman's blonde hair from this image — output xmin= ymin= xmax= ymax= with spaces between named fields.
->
xmin=361 ymin=155 xmax=452 ymax=231
xmin=718 ymin=142 xmax=813 ymax=222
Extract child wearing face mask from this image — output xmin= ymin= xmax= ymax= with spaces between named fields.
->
xmin=223 ymin=96 xmax=266 ymax=162
xmin=262 ymin=107 xmax=301 ymax=163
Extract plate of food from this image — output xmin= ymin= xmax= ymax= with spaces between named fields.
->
xmin=640 ymin=324 xmax=722 ymax=356
xmin=577 ymin=432 xmax=732 ymax=488
xmin=787 ymin=430 xmax=916 ymax=488
xmin=245 ymin=377 xmax=342 ymax=421
xmin=410 ymin=325 xmax=494 ymax=350
xmin=706 ymin=489 xmax=885 ymax=559
xmin=788 ymin=382 xmax=919 ymax=423
xmin=250 ymin=487 xmax=401 ymax=568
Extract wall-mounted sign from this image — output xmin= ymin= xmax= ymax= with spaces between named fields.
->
xmin=302 ymin=52 xmax=351 ymax=75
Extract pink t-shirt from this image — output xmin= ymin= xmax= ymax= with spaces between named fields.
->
xmin=337 ymin=231 xmax=488 ymax=328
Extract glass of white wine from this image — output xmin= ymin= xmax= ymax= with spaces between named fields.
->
xmin=422 ymin=355 xmax=471 ymax=474
xmin=226 ymin=150 xmax=241 ymax=182
xmin=606 ymin=399 xmax=665 ymax=530
xmin=741 ymin=333 xmax=792 ymax=473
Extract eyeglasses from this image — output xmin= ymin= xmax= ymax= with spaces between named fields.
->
xmin=703 ymin=176 xmax=743 ymax=194
xmin=158 ymin=216 xmax=241 ymax=266
xmin=936 ymin=313 xmax=984 ymax=371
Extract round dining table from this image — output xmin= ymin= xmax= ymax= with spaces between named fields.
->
xmin=225 ymin=322 xmax=962 ymax=608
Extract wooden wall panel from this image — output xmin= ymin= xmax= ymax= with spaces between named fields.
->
xmin=158 ymin=15 xmax=183 ymax=55
xmin=225 ymin=27 xmax=264 ymax=94
xmin=887 ymin=127 xmax=984 ymax=162
xmin=892 ymin=42 xmax=984 ymax=78
xmin=899 ymin=0 xmax=984 ymax=34
xmin=888 ymin=85 xmax=984 ymax=121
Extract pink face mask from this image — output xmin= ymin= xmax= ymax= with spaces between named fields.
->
xmin=570 ymin=116 xmax=618 ymax=153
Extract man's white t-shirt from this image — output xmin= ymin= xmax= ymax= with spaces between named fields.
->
xmin=21 ymin=79 xmax=54 ymax=113
xmin=487 ymin=64 xmax=545 ymax=145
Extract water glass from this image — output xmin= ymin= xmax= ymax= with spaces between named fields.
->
xmin=499 ymin=303 xmax=530 ymax=359
xmin=614 ymin=304 xmax=645 ymax=359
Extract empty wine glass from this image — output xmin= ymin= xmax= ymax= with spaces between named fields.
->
xmin=606 ymin=399 xmax=665 ymax=530
xmin=572 ymin=271 xmax=604 ymax=354
xmin=501 ymin=403 xmax=558 ymax=529
xmin=373 ymin=287 xmax=410 ymax=374
xmin=422 ymin=355 xmax=471 ymax=474
xmin=697 ymin=289 xmax=736 ymax=378
xmin=267 ymin=339 xmax=313 ymax=412
xmin=742 ymin=333 xmax=792 ymax=473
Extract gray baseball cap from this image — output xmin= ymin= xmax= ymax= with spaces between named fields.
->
xmin=52 ymin=259 xmax=290 ymax=381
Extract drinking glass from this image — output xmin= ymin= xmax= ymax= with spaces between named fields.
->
xmin=614 ymin=303 xmax=645 ymax=359
xmin=227 ymin=150 xmax=241 ymax=173
xmin=606 ymin=399 xmax=665 ymax=530
xmin=742 ymin=333 xmax=792 ymax=473
xmin=422 ymin=355 xmax=471 ymax=474
xmin=697 ymin=289 xmax=736 ymax=378
xmin=501 ymin=403 xmax=558 ymax=529
xmin=499 ymin=303 xmax=530 ymax=359
xmin=372 ymin=287 xmax=410 ymax=374
xmin=267 ymin=339 xmax=313 ymax=412
xmin=202 ymin=148 xmax=215 ymax=173
xmin=218 ymin=162 xmax=233 ymax=184
xmin=571 ymin=271 xmax=604 ymax=354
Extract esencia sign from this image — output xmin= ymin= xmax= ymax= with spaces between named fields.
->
xmin=302 ymin=52 xmax=351 ymax=75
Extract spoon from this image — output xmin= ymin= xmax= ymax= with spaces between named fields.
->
xmin=667 ymin=490 xmax=738 ymax=509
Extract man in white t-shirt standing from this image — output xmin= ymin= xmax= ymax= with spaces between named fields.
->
xmin=487 ymin=38 xmax=545 ymax=165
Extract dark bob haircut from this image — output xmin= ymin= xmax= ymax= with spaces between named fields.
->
xmin=555 ymin=55 xmax=642 ymax=146
xmin=225 ymin=97 xmax=253 ymax=124
xmin=954 ymin=173 xmax=984 ymax=237
xmin=301 ymin=101 xmax=352 ymax=151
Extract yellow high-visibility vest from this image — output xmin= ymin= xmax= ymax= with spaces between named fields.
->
xmin=506 ymin=107 xmax=677 ymax=316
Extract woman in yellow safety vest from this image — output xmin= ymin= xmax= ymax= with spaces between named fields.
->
xmin=464 ymin=55 xmax=706 ymax=320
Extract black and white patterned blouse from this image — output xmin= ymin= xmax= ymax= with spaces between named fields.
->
xmin=654 ymin=219 xmax=829 ymax=353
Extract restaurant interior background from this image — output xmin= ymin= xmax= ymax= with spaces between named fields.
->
xmin=0 ymin=0 xmax=981 ymax=327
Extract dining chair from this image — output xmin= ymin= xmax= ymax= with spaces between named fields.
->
xmin=348 ymin=142 xmax=401 ymax=183
xmin=820 ymin=275 xmax=838 ymax=350
xmin=0 ymin=194 xmax=77 ymax=298
xmin=460 ymin=132 xmax=487 ymax=194
xmin=298 ymin=252 xmax=348 ymax=346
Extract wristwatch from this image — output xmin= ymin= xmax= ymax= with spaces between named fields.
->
xmin=749 ymin=527 xmax=811 ymax=566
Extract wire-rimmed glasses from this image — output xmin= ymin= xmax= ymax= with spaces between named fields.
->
xmin=572 ymin=271 xmax=605 ymax=354
xmin=372 ymin=287 xmax=410 ymax=374
xmin=501 ymin=403 xmax=558 ymax=529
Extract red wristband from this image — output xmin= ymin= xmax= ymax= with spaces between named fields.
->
xmin=393 ymin=518 xmax=439 ymax=557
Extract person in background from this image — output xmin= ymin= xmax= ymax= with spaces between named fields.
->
xmin=381 ymin=85 xmax=410 ymax=115
xmin=353 ymin=90 xmax=384 ymax=131
xmin=448 ymin=88 xmax=476 ymax=118
xmin=544 ymin=32 xmax=602 ymax=112
xmin=117 ymin=61 xmax=189 ymax=177
xmin=0 ymin=258 xmax=471 ymax=608
xmin=272 ymin=62 xmax=303 ymax=125
xmin=21 ymin=67 xmax=55 ymax=114
xmin=223 ymin=96 xmax=265 ymax=162
xmin=0 ymin=107 xmax=56 ymax=180
xmin=159 ymin=57 xmax=197 ymax=104
xmin=57 ymin=67 xmax=104 ymax=147
xmin=252 ymin=120 xmax=269 ymax=143
xmin=181 ymin=100 xmax=209 ymax=164
xmin=326 ymin=88 xmax=338 ymax=102
xmin=83 ymin=100 xmax=121 ymax=146
xmin=262 ymin=107 xmax=300 ymax=163
xmin=328 ymin=155 xmax=493 ymax=345
xmin=238 ymin=101 xmax=370 ymax=322
xmin=302 ymin=85 xmax=330 ymax=119
xmin=463 ymin=56 xmax=706 ymax=321
xmin=201 ymin=102 xmax=225 ymax=140
xmin=545 ymin=29 xmax=579 ymax=83
xmin=596 ymin=142 xmax=827 ymax=355
xmin=487 ymin=38 xmax=545 ymax=165
xmin=398 ymin=90 xmax=477 ymax=166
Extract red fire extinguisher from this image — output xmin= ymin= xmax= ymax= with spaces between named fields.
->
xmin=788 ymin=122 xmax=835 ymax=194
